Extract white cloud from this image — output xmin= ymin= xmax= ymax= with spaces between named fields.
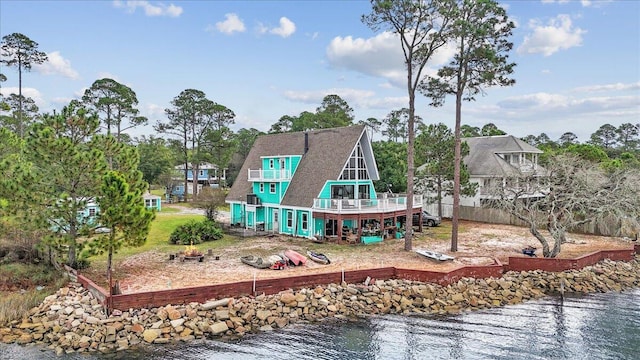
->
xmin=460 ymin=90 xmax=639 ymax=141
xmin=541 ymin=0 xmax=600 ymax=6
xmin=113 ymin=0 xmax=183 ymax=17
xmin=270 ymin=17 xmax=296 ymax=38
xmin=33 ymin=51 xmax=79 ymax=80
xmin=0 ymin=87 xmax=46 ymax=107
xmin=214 ymin=13 xmax=246 ymax=35
xmin=282 ymin=87 xmax=406 ymax=110
xmin=572 ymin=82 xmax=640 ymax=93
xmin=256 ymin=17 xmax=296 ymax=38
xmin=52 ymin=97 xmax=74 ymax=105
xmin=143 ymin=103 xmax=165 ymax=119
xmin=518 ymin=14 xmax=586 ymax=56
xmin=326 ymin=31 xmax=454 ymax=88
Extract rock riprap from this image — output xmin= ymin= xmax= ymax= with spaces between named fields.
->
xmin=1 ymin=257 xmax=638 ymax=355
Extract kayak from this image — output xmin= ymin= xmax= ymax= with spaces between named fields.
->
xmin=240 ymin=255 xmax=271 ymax=269
xmin=284 ymin=249 xmax=307 ymax=266
xmin=307 ymin=250 xmax=330 ymax=265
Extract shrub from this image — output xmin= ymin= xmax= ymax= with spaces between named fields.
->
xmin=169 ymin=219 xmax=223 ymax=245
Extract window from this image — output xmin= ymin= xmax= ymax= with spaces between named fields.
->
xmin=259 ymin=183 xmax=264 ymax=193
xmin=340 ymin=143 xmax=369 ymax=180
xmin=269 ymin=159 xmax=274 ymax=169
xmin=332 ymin=185 xmax=354 ymax=199
xmin=199 ymin=170 xmax=204 ymax=177
xmin=88 ymin=208 xmax=96 ymax=217
xmin=270 ymin=183 xmax=276 ymax=193
xmin=358 ymin=185 xmax=370 ymax=199
xmin=287 ymin=211 xmax=293 ymax=228
xmin=301 ymin=213 xmax=308 ymax=231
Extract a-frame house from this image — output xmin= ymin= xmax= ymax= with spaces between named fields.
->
xmin=226 ymin=125 xmax=423 ymax=244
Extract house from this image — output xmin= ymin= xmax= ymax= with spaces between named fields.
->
xmin=169 ymin=163 xmax=227 ymax=198
xmin=421 ymin=135 xmax=547 ymax=209
xmin=225 ymin=125 xmax=423 ymax=244
xmin=143 ymin=193 xmax=162 ymax=212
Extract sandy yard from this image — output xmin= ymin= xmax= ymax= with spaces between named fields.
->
xmin=83 ymin=206 xmax=635 ymax=294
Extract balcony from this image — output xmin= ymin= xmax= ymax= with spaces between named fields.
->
xmin=313 ymin=194 xmax=423 ymax=214
xmin=247 ymin=169 xmax=292 ymax=182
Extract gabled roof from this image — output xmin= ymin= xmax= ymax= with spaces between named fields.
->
xmin=226 ymin=125 xmax=369 ymax=208
xmin=463 ymin=135 xmax=544 ymax=176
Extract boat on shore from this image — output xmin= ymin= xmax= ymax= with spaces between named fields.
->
xmin=307 ymin=250 xmax=330 ymax=265
xmin=284 ymin=249 xmax=307 ymax=266
xmin=416 ymin=249 xmax=455 ymax=261
xmin=241 ymin=255 xmax=272 ymax=269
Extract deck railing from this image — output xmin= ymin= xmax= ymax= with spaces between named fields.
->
xmin=313 ymin=194 xmax=423 ymax=214
xmin=248 ymin=169 xmax=292 ymax=181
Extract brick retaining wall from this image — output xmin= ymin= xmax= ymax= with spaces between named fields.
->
xmin=505 ymin=249 xmax=635 ymax=272
xmin=79 ymin=247 xmax=638 ymax=312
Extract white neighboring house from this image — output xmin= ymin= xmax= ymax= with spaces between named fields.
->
xmin=422 ymin=135 xmax=547 ymax=210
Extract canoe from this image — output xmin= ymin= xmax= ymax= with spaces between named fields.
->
xmin=284 ymin=249 xmax=307 ymax=266
xmin=240 ymin=255 xmax=271 ymax=269
xmin=416 ymin=249 xmax=455 ymax=261
xmin=307 ymin=250 xmax=330 ymax=265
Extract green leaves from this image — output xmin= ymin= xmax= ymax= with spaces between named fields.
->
xmin=82 ymin=78 xmax=145 ymax=140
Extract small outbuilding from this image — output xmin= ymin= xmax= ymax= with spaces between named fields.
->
xmin=143 ymin=193 xmax=162 ymax=212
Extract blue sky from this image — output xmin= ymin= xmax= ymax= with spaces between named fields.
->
xmin=1 ymin=0 xmax=638 ymax=142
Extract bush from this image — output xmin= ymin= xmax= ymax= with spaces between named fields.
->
xmin=168 ymin=219 xmax=223 ymax=245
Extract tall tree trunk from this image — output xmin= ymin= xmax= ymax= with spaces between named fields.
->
xmin=405 ymin=73 xmax=415 ymax=251
xmin=451 ymin=93 xmax=462 ymax=252
xmin=18 ymin=60 xmax=23 ymax=138
xmin=437 ymin=175 xmax=443 ymax=218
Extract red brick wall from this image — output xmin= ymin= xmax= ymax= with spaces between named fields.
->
xmin=506 ymin=249 xmax=633 ymax=272
xmin=104 ymin=248 xmax=636 ymax=311
xmin=77 ymin=273 xmax=109 ymax=307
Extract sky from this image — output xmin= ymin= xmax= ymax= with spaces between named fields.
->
xmin=1 ymin=0 xmax=638 ymax=143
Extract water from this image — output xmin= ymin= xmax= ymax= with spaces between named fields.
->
xmin=2 ymin=289 xmax=638 ymax=360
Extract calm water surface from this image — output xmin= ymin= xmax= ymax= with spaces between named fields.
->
xmin=2 ymin=288 xmax=638 ymax=360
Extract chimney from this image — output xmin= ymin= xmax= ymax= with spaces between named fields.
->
xmin=304 ymin=132 xmax=309 ymax=154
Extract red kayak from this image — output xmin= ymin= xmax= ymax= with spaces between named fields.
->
xmin=284 ymin=249 xmax=307 ymax=266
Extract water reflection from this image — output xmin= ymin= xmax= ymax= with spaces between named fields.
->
xmin=1 ymin=289 xmax=638 ymax=360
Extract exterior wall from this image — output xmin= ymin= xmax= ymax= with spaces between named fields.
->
xmin=253 ymin=181 xmax=283 ymax=204
xmin=280 ymin=208 xmax=296 ymax=235
xmin=429 ymin=177 xmax=482 ymax=208
xmin=296 ymin=210 xmax=312 ymax=237
xmin=230 ymin=203 xmax=244 ymax=225
xmin=144 ymin=197 xmax=162 ymax=211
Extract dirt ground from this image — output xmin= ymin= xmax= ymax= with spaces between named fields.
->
xmin=86 ymin=207 xmax=636 ymax=294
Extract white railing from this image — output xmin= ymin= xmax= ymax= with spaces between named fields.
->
xmin=247 ymin=169 xmax=292 ymax=181
xmin=313 ymin=195 xmax=423 ymax=214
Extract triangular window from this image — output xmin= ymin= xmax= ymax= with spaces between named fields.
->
xmin=339 ymin=143 xmax=369 ymax=180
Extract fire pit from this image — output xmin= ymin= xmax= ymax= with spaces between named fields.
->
xmin=182 ymin=242 xmax=204 ymax=262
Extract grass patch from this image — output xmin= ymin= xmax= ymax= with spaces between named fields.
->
xmin=0 ymin=263 xmax=67 ymax=325
xmin=0 ymin=263 xmax=61 ymax=287
xmin=156 ymin=206 xmax=180 ymax=214
xmin=150 ymin=188 xmax=165 ymax=197
xmin=86 ymin=214 xmax=236 ymax=270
